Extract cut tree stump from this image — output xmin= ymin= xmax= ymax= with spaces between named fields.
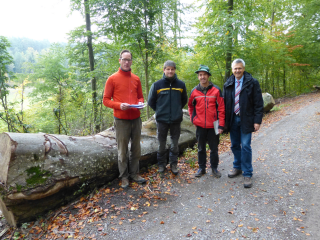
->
xmin=0 ymin=113 xmax=196 ymax=226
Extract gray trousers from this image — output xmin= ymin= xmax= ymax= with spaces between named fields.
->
xmin=156 ymin=121 xmax=181 ymax=167
xmin=114 ymin=117 xmax=142 ymax=179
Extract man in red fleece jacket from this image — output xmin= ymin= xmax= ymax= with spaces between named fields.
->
xmin=103 ymin=50 xmax=146 ymax=188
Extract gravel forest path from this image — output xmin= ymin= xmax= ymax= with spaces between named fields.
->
xmin=107 ymin=94 xmax=320 ymax=240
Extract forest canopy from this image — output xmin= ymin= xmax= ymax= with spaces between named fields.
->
xmin=1 ymin=0 xmax=319 ymax=135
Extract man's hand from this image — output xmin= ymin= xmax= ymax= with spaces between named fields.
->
xmin=254 ymin=123 xmax=260 ymax=132
xmin=218 ymin=129 xmax=223 ymax=134
xmin=120 ymin=103 xmax=130 ymax=110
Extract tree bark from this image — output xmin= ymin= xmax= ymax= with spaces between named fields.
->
xmin=224 ymin=0 xmax=233 ymax=82
xmin=143 ymin=1 xmax=150 ymax=119
xmin=84 ymin=0 xmax=99 ymax=133
xmin=0 ymin=113 xmax=196 ymax=227
xmin=173 ymin=0 xmax=178 ymax=48
xmin=283 ymin=66 xmax=286 ymax=95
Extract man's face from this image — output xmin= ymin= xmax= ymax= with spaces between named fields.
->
xmin=164 ymin=66 xmax=176 ymax=78
xmin=198 ymin=71 xmax=210 ymax=87
xmin=232 ymin=63 xmax=245 ymax=80
xmin=119 ymin=52 xmax=132 ymax=71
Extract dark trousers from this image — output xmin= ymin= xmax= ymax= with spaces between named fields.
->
xmin=196 ymin=126 xmax=220 ymax=170
xmin=156 ymin=122 xmax=181 ymax=167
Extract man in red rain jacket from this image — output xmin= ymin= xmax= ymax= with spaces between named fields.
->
xmin=188 ymin=65 xmax=225 ymax=178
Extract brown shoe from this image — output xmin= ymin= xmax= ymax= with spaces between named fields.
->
xmin=121 ymin=178 xmax=129 ymax=188
xmin=131 ymin=175 xmax=147 ymax=184
xmin=244 ymin=177 xmax=252 ymax=188
xmin=228 ymin=168 xmax=242 ymax=178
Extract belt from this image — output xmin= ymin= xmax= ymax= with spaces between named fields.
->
xmin=234 ymin=112 xmax=240 ymax=116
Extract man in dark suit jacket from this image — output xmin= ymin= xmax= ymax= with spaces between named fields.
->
xmin=223 ymin=59 xmax=263 ymax=188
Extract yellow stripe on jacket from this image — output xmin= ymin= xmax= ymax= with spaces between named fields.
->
xmin=157 ymin=88 xmax=184 ymax=94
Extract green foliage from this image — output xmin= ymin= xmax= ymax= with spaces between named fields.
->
xmin=270 ymin=105 xmax=281 ymax=112
xmin=184 ymin=147 xmax=197 ymax=168
xmin=0 ymin=36 xmax=28 ymax=132
xmin=7 ymin=37 xmax=63 ymax=74
xmin=21 ymin=222 xmax=29 ymax=229
xmin=194 ymin=0 xmax=320 ymax=98
xmin=2 ymin=1 xmax=319 ymax=136
xmin=13 ymin=231 xmax=21 ymax=240
xmin=186 ymin=157 xmax=196 ymax=169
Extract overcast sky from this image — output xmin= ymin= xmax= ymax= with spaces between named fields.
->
xmin=1 ymin=0 xmax=199 ymax=44
xmin=1 ymin=0 xmax=84 ymax=43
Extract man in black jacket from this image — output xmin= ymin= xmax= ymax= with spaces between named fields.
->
xmin=148 ymin=60 xmax=188 ymax=175
xmin=223 ymin=59 xmax=263 ymax=188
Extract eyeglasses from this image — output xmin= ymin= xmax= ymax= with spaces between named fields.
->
xmin=121 ymin=58 xmax=132 ymax=62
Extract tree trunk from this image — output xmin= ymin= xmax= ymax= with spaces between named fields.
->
xmin=270 ymin=1 xmax=276 ymax=34
xmin=84 ymin=0 xmax=99 ymax=133
xmin=283 ymin=66 xmax=286 ymax=95
xmin=0 ymin=113 xmax=196 ymax=227
xmin=20 ymin=80 xmax=24 ymax=121
xmin=224 ymin=0 xmax=233 ymax=82
xmin=59 ymin=85 xmax=62 ymax=134
xmin=173 ymin=0 xmax=178 ymax=48
xmin=265 ymin=67 xmax=269 ymax=93
xmin=143 ymin=2 xmax=150 ymax=119
xmin=272 ymin=66 xmax=275 ymax=96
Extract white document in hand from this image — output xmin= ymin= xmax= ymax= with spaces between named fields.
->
xmin=213 ymin=120 xmax=219 ymax=135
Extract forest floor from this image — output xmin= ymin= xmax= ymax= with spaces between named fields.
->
xmin=1 ymin=91 xmax=320 ymax=239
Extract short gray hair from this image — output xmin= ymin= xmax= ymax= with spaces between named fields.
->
xmin=163 ymin=60 xmax=176 ymax=69
xmin=232 ymin=59 xmax=245 ymax=68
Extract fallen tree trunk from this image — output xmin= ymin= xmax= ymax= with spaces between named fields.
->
xmin=0 ymin=113 xmax=196 ymax=226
